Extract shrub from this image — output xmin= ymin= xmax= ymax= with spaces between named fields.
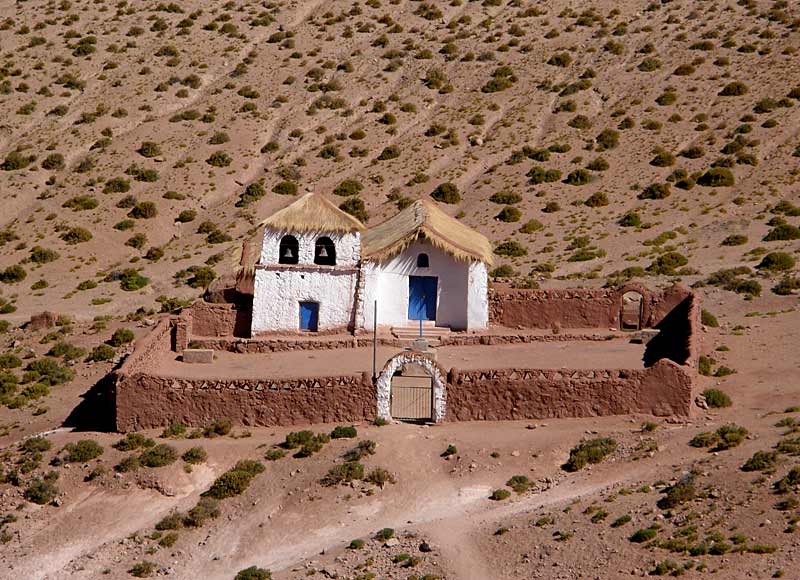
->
xmin=129 ymin=202 xmax=158 ymax=220
xmin=161 ymin=423 xmax=186 ymax=438
xmin=376 ymin=145 xmax=400 ymax=160
xmin=773 ymin=277 xmax=800 ymax=295
xmin=0 ymin=353 xmax=22 ymax=369
xmin=27 ymin=358 xmax=74 ymax=385
xmin=62 ymin=196 xmax=97 ymax=212
xmin=595 ymin=129 xmax=619 ymax=151
xmin=506 ymin=475 xmax=531 ymax=494
xmin=365 ymin=467 xmax=396 ymax=487
xmin=764 ymin=224 xmax=800 ymax=242
xmin=115 ymin=455 xmax=141 ymax=473
xmin=139 ymin=444 xmax=178 ymax=467
xmin=496 ymin=206 xmax=521 ymax=222
xmin=658 ymin=478 xmax=696 ymax=509
xmin=321 ymin=462 xmax=364 ymax=486
xmin=63 ymin=439 xmax=103 ymax=462
xmin=742 ymin=451 xmax=778 ymax=472
xmin=235 ymin=567 xmax=271 ymax=580
xmin=272 ymin=181 xmax=297 ymax=196
xmin=117 ymin=269 xmax=149 ymax=291
xmin=494 ymin=241 xmax=527 ymax=257
xmin=103 ymin=177 xmax=130 ymax=194
xmin=701 ymin=309 xmax=719 ymax=327
xmin=619 ymin=211 xmax=641 ymax=227
xmin=375 ymin=528 xmax=394 ymax=541
xmin=490 ymin=489 xmax=511 ymax=501
xmin=129 ymin=561 xmax=156 ymax=578
xmin=703 ymin=388 xmax=731 ymax=408
xmin=24 ymin=478 xmax=58 ymax=504
xmin=638 ymin=183 xmax=671 ymax=200
xmin=774 ymin=466 xmax=800 ymax=493
xmin=689 ymin=431 xmax=719 ymax=448
xmin=714 ymin=424 xmax=748 ymax=450
xmin=344 ymin=440 xmax=377 ymax=462
xmin=203 ymin=419 xmax=232 ymax=438
xmin=206 ymin=151 xmax=232 ymax=167
xmin=611 ymin=514 xmax=632 ymax=528
xmin=564 ymin=169 xmax=591 ymax=186
xmin=520 ymin=219 xmax=544 ymax=234
xmin=757 ymin=252 xmax=795 ymax=272
xmin=584 ymin=192 xmax=608 ymax=207
xmin=339 ymin=197 xmax=368 ymax=223
xmin=564 ymin=438 xmax=617 ymax=471
xmin=21 ymin=436 xmax=51 ymax=454
xmin=47 ymin=341 xmax=86 ymax=361
xmin=184 ymin=497 xmax=220 ymax=527
xmin=630 ymin=526 xmax=659 ymax=543
xmin=109 ymin=328 xmax=135 ymax=346
xmin=236 ymin=183 xmax=266 ymax=208
xmin=719 ymin=81 xmax=749 ymax=96
xmin=330 ymin=425 xmax=357 ymax=439
xmin=265 ymin=448 xmax=286 ymax=461
xmin=138 ymin=141 xmax=162 ymax=158
xmin=430 ymin=182 xmax=460 ymax=204
xmin=698 ymin=168 xmax=734 ymax=187
xmin=333 ymin=179 xmax=363 ymax=197
xmin=721 ymin=234 xmax=747 ymax=246
xmin=203 ymin=460 xmax=264 ymax=499
xmin=489 ymin=191 xmax=522 ymax=205
xmin=481 ymin=66 xmax=517 ymax=93
xmin=182 ymin=446 xmax=207 ymax=464
xmin=647 ymin=252 xmax=688 ymax=275
xmin=113 ymin=433 xmax=154 ymax=452
xmin=60 ymin=227 xmax=92 ymax=245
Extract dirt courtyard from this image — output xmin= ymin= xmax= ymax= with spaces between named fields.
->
xmin=155 ymin=337 xmax=647 ymax=380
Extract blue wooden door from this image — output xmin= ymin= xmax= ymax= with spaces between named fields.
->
xmin=299 ymin=301 xmax=319 ymax=331
xmin=408 ymin=276 xmax=437 ymax=321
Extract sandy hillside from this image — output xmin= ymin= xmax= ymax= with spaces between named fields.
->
xmin=0 ymin=0 xmax=799 ymax=579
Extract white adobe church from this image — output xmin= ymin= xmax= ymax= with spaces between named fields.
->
xmin=248 ymin=193 xmax=492 ymax=335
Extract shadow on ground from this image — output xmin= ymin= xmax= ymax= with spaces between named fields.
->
xmin=63 ymin=372 xmax=116 ymax=432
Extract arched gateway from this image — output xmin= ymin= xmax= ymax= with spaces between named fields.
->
xmin=376 ymin=351 xmax=447 ymax=423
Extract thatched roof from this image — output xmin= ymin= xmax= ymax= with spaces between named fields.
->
xmin=259 ymin=192 xmax=365 ymax=234
xmin=362 ymin=200 xmax=493 ymax=265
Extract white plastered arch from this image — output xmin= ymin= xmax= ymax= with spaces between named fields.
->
xmin=376 ymin=351 xmax=447 ymax=423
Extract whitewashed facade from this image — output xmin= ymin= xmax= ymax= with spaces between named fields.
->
xmin=249 ymin=195 xmax=490 ymax=335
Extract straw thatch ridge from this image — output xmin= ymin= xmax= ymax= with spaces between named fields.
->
xmin=361 ymin=199 xmax=493 ymax=265
xmin=259 ymin=192 xmax=365 ymax=234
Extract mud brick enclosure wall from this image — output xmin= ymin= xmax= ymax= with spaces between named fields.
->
xmin=114 ymin=284 xmax=700 ymax=431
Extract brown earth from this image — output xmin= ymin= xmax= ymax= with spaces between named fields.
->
xmin=0 ymin=0 xmax=799 ymax=579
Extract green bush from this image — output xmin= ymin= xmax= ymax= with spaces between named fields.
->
xmin=638 ymin=183 xmax=671 ymax=200
xmin=344 ymin=439 xmax=377 ymax=461
xmin=321 ymin=462 xmax=364 ymax=486
xmin=113 ymin=433 xmax=155 ymax=451
xmin=272 ymin=181 xmax=298 ymax=196
xmin=265 ymin=448 xmax=286 ymax=461
xmin=481 ymin=66 xmax=517 ymax=93
xmin=206 ymin=151 xmax=232 ymax=167
xmin=129 ymin=561 xmax=156 ymax=578
xmin=109 ymin=328 xmax=135 ymax=346
xmin=155 ymin=511 xmax=183 ymax=531
xmin=235 ymin=567 xmax=271 ymax=580
xmin=741 ymin=451 xmax=778 ymax=472
xmin=564 ymin=168 xmax=591 ymax=186
xmin=333 ymin=179 xmax=363 ymax=196
xmin=494 ymin=241 xmax=527 ymax=257
xmin=21 ymin=436 xmax=51 ymax=454
xmin=757 ymin=252 xmax=796 ymax=271
xmin=564 ymin=438 xmax=617 ymax=471
xmin=138 ymin=141 xmax=162 ymax=158
xmin=490 ymin=489 xmax=511 ymax=501
xmin=630 ymin=526 xmax=659 ymax=543
xmin=714 ymin=424 xmax=748 ymax=450
xmin=63 ymin=439 xmax=103 ymax=462
xmin=203 ymin=460 xmax=264 ymax=499
xmin=595 ymin=129 xmax=619 ymax=151
xmin=619 ymin=211 xmax=641 ymax=227
xmin=375 ymin=527 xmax=394 ymax=541
xmin=24 ymin=478 xmax=58 ymax=504
xmin=184 ymin=497 xmax=220 ymax=527
xmin=689 ymin=431 xmax=718 ymax=448
xmin=365 ymin=467 xmax=395 ymax=487
xmin=703 ymin=388 xmax=731 ymax=408
xmin=60 ymin=227 xmax=92 ymax=245
xmin=489 ymin=191 xmax=522 ymax=205
xmin=330 ymin=425 xmax=357 ymax=439
xmin=658 ymin=479 xmax=696 ymax=509
xmin=202 ymin=419 xmax=232 ymax=438
xmin=496 ymin=206 xmax=521 ymax=222
xmin=27 ymin=358 xmax=75 ymax=385
xmin=430 ymin=182 xmax=460 ymax=204
xmin=339 ymin=198 xmax=368 ymax=223
xmin=47 ymin=341 xmax=86 ymax=361
xmin=721 ymin=234 xmax=747 ymax=246
xmin=0 ymin=353 xmax=22 ymax=369
xmin=700 ymin=309 xmax=719 ymax=327
xmin=719 ymin=81 xmax=748 ymax=96
xmin=128 ymin=201 xmax=158 ymax=219
xmin=774 ymin=466 xmax=800 ymax=493
xmin=139 ymin=444 xmax=178 ymax=467
xmin=182 ymin=446 xmax=207 ymax=464
xmin=698 ymin=168 xmax=734 ymax=187
xmin=506 ymin=475 xmax=531 ymax=494
xmin=520 ymin=219 xmax=544 ymax=233
xmin=647 ymin=252 xmax=688 ymax=275
xmin=764 ymin=224 xmax=800 ymax=242
xmin=584 ymin=192 xmax=609 ymax=207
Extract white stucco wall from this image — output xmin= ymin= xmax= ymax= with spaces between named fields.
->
xmin=467 ymin=261 xmax=489 ymax=329
xmin=362 ymin=241 xmax=486 ymax=331
xmin=260 ymin=229 xmax=361 ymax=267
xmin=251 ymin=268 xmax=358 ymax=333
xmin=251 ymin=228 xmax=361 ymax=333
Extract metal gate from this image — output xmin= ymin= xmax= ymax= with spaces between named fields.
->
xmin=390 ymin=375 xmax=433 ymax=422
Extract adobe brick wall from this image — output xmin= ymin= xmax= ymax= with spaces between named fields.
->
xmin=114 ymin=371 xmax=375 ymax=431
xmin=446 ymin=358 xmax=693 ymax=421
xmin=488 ymin=283 xmax=693 ymax=330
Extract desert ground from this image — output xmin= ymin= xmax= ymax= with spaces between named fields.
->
xmin=1 ymin=0 xmax=799 ymax=578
